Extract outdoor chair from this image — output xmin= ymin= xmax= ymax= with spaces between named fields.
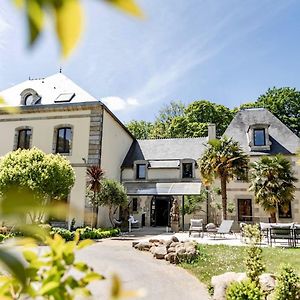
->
xmin=128 ymin=215 xmax=139 ymax=229
xmin=293 ymin=224 xmax=300 ymax=247
xmin=209 ymin=220 xmax=234 ymax=238
xmin=189 ymin=219 xmax=204 ymax=237
xmin=269 ymin=224 xmax=294 ymax=247
xmin=259 ymin=222 xmax=275 ymax=244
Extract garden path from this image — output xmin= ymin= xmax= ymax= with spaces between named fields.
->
xmin=76 ymin=228 xmax=210 ymax=300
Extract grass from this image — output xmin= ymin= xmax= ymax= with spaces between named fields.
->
xmin=180 ymin=244 xmax=300 ymax=286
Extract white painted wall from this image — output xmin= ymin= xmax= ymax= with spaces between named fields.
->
xmin=101 ymin=110 xmax=133 ymax=180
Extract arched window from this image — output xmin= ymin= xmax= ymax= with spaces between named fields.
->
xmin=53 ymin=125 xmax=73 ymax=155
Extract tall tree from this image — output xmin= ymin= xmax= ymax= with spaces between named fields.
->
xmin=249 ymin=155 xmax=297 ymax=223
xmin=86 ymin=166 xmax=104 ymax=228
xmin=199 ymin=137 xmax=249 ymax=220
xmin=126 ymin=120 xmax=153 ymax=139
xmin=185 ymin=100 xmax=234 ymax=137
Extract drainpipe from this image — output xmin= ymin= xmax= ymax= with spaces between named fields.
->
xmin=182 ymin=195 xmax=185 ymax=232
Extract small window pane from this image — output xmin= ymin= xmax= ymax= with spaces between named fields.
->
xmin=56 ymin=127 xmax=71 ymax=154
xmin=254 ymin=129 xmax=266 ymax=146
xmin=182 ymin=163 xmax=193 ymax=178
xmin=279 ymin=203 xmax=292 ymax=218
xmin=17 ymin=129 xmax=31 ymax=149
xmin=137 ymin=164 xmax=146 ymax=179
xmin=132 ymin=198 xmax=138 ymax=212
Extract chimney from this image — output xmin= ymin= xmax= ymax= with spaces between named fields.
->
xmin=207 ymin=123 xmax=216 ymax=141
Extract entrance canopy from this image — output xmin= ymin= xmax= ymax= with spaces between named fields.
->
xmin=126 ymin=182 xmax=202 ymax=196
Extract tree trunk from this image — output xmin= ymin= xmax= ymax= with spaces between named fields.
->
xmin=220 ymin=177 xmax=227 ymax=220
xmin=270 ymin=211 xmax=276 ymax=223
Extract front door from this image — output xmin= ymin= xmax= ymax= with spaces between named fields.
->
xmin=150 ymin=196 xmax=171 ymax=226
xmin=238 ymin=199 xmax=252 ymax=222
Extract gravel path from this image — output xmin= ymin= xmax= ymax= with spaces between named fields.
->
xmin=76 ymin=237 xmax=210 ymax=300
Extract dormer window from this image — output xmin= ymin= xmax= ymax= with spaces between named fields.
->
xmin=182 ymin=163 xmax=193 ymax=178
xmin=136 ymin=164 xmax=146 ymax=179
xmin=253 ymin=129 xmax=266 ymax=146
xmin=248 ymin=124 xmax=271 ymax=151
xmin=20 ymin=88 xmax=41 ymax=105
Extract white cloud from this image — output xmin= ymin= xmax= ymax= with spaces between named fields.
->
xmin=101 ymin=96 xmax=140 ymax=112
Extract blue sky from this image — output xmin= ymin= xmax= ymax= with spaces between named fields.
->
xmin=1 ymin=0 xmax=300 ymax=122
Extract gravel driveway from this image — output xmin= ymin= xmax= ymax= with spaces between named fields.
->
xmin=76 ymin=236 xmax=210 ymax=300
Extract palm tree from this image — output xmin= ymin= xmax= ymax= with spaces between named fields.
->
xmin=86 ymin=166 xmax=104 ymax=228
xmin=249 ymin=155 xmax=297 ymax=223
xmin=199 ymin=137 xmax=249 ymax=220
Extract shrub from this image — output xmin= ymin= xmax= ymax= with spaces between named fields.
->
xmin=273 ymin=265 xmax=300 ymax=300
xmin=226 ymin=279 xmax=264 ymax=300
xmin=50 ymin=227 xmax=74 ymax=241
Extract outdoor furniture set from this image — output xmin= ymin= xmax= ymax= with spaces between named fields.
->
xmin=260 ymin=222 xmax=300 ymax=247
xmin=189 ymin=219 xmax=234 ymax=238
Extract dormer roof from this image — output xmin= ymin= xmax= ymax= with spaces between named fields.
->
xmin=224 ymin=108 xmax=300 ymax=155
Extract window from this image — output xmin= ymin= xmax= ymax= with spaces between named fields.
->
xmin=20 ymin=88 xmax=41 ymax=105
xmin=279 ymin=203 xmax=292 ymax=218
xmin=132 ymin=198 xmax=138 ymax=212
xmin=56 ymin=127 xmax=72 ymax=154
xmin=238 ymin=199 xmax=252 ymax=222
xmin=254 ymin=129 xmax=266 ymax=146
xmin=136 ymin=164 xmax=146 ymax=179
xmin=182 ymin=162 xmax=193 ymax=178
xmin=17 ymin=129 xmax=32 ymax=149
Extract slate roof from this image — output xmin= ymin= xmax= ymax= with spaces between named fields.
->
xmin=122 ymin=137 xmax=207 ymax=168
xmin=224 ymin=108 xmax=300 ymax=155
xmin=0 ymin=73 xmax=99 ymax=106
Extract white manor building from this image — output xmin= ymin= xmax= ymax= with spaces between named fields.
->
xmin=0 ymin=74 xmax=300 ymax=229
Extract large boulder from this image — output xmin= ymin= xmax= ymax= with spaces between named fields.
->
xmin=154 ymin=246 xmax=168 ymax=259
xmin=136 ymin=242 xmax=153 ymax=251
xmin=211 ymin=272 xmax=247 ymax=300
xmin=132 ymin=241 xmax=139 ymax=247
xmin=149 ymin=239 xmax=160 ymax=244
xmin=259 ymin=273 xmax=276 ymax=293
xmin=167 ymin=247 xmax=176 ymax=253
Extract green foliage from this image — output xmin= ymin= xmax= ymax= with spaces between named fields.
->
xmin=182 ymin=190 xmax=207 ymax=215
xmin=245 ymin=246 xmax=265 ymax=285
xmin=249 ymin=155 xmax=297 ymax=222
xmin=14 ymin=0 xmax=143 ymax=57
xmin=0 ymin=148 xmax=75 ymax=202
xmin=184 ymin=100 xmax=233 ymax=137
xmin=226 ymin=279 xmax=264 ymax=300
xmin=126 ymin=120 xmax=154 ymax=139
xmin=50 ymin=226 xmax=120 ymax=241
xmin=273 ymin=265 xmax=300 ymax=300
xmin=242 ymin=224 xmax=261 ymax=244
xmin=199 ymin=137 xmax=249 ymax=220
xmin=0 ymin=233 xmax=104 ymax=299
xmin=94 ymin=178 xmax=128 ymax=226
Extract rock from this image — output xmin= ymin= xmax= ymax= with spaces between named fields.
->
xmin=176 ymin=248 xmax=186 ymax=255
xmin=159 ymin=239 xmax=166 ymax=245
xmin=167 ymin=247 xmax=176 ymax=253
xmin=170 ymin=242 xmax=180 ymax=248
xmin=149 ymin=239 xmax=160 ymax=244
xmin=259 ymin=273 xmax=276 ymax=293
xmin=184 ymin=241 xmax=196 ymax=248
xmin=166 ymin=240 xmax=173 ymax=248
xmin=168 ymin=253 xmax=177 ymax=264
xmin=171 ymin=236 xmax=179 ymax=242
xmin=154 ymin=246 xmax=167 ymax=259
xmin=149 ymin=246 xmax=156 ymax=254
xmin=165 ymin=253 xmax=172 ymax=261
xmin=211 ymin=272 xmax=246 ymax=300
xmin=132 ymin=241 xmax=139 ymax=248
xmin=137 ymin=242 xmax=152 ymax=251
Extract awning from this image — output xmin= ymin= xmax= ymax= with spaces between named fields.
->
xmin=126 ymin=182 xmax=202 ymax=196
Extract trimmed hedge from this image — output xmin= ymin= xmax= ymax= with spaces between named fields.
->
xmin=50 ymin=227 xmax=120 ymax=241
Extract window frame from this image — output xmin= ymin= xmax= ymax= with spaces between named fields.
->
xmin=278 ymin=202 xmax=292 ymax=219
xmin=136 ymin=164 xmax=146 ymax=179
xmin=53 ymin=125 xmax=73 ymax=156
xmin=182 ymin=162 xmax=193 ymax=178
xmin=253 ymin=128 xmax=266 ymax=146
xmin=14 ymin=126 xmax=33 ymax=150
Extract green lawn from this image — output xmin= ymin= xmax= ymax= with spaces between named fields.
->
xmin=180 ymin=244 xmax=300 ymax=286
